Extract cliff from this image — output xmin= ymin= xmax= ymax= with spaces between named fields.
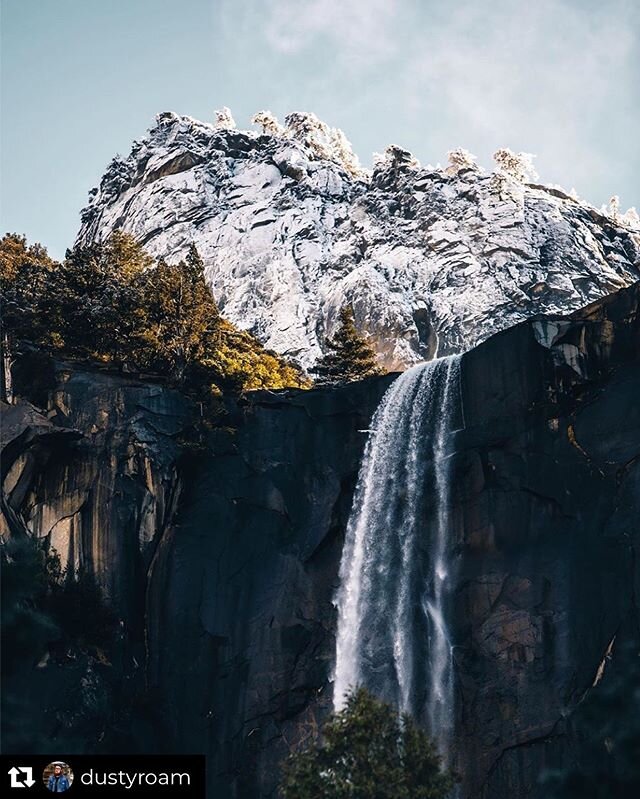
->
xmin=75 ymin=112 xmax=640 ymax=370
xmin=2 ymin=282 xmax=640 ymax=797
xmin=454 ymin=281 xmax=640 ymax=796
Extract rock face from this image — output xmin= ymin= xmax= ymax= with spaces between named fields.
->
xmin=76 ymin=113 xmax=640 ymax=370
xmin=2 ymin=355 xmax=392 ymax=793
xmin=2 ymin=283 xmax=640 ymax=798
xmin=2 ymin=358 xmax=190 ymax=615
xmin=452 ymin=282 xmax=640 ymax=796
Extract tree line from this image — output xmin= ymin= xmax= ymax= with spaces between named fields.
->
xmin=0 ymin=231 xmax=310 ymax=399
xmin=0 ymin=231 xmax=383 ymax=402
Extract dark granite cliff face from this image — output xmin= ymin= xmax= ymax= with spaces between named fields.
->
xmin=2 ymin=283 xmax=639 ymax=798
xmin=143 ymin=375 xmax=393 ymax=796
xmin=453 ymin=283 xmax=640 ymax=796
xmin=1 ymin=359 xmax=392 ymax=791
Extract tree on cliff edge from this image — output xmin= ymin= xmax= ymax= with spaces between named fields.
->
xmin=0 ymin=233 xmax=57 ymax=401
xmin=137 ymin=244 xmax=221 ymax=384
xmin=280 ymin=687 xmax=455 ymax=799
xmin=0 ymin=232 xmax=308 ymax=394
xmin=312 ymin=306 xmax=383 ymax=385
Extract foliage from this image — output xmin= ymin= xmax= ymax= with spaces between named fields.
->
xmin=312 ymin=305 xmax=383 ymax=385
xmin=252 ymin=110 xmax=285 ymax=137
xmin=605 ymin=196 xmax=640 ymax=229
xmin=0 ymin=233 xmax=57 ymax=348
xmin=540 ymin=639 xmax=640 ymax=799
xmin=280 ymin=687 xmax=456 ymax=799
xmin=621 ymin=207 xmax=640 ymax=229
xmin=214 ymin=107 xmax=236 ymax=129
xmin=493 ymin=148 xmax=538 ymax=182
xmin=0 ymin=232 xmax=308 ymax=395
xmin=284 ymin=111 xmax=366 ymax=178
xmin=1 ymin=533 xmax=117 ymax=668
xmin=446 ymin=148 xmax=478 ymax=176
xmin=608 ymin=195 xmax=621 ymax=221
xmin=373 ymin=145 xmax=420 ymax=171
xmin=53 ymin=231 xmax=154 ymax=360
xmin=135 ymin=245 xmax=220 ymax=382
xmin=205 ymin=322 xmax=308 ymax=391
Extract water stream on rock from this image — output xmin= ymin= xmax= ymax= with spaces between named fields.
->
xmin=333 ymin=356 xmax=461 ymax=753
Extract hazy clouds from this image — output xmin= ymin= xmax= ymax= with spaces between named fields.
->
xmin=2 ymin=0 xmax=637 ymax=257
xmin=220 ymin=0 xmax=638 ymax=208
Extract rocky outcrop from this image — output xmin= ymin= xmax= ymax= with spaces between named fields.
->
xmin=453 ymin=282 xmax=640 ymax=797
xmin=3 ymin=357 xmax=192 ymax=616
xmin=76 ymin=113 xmax=640 ymax=371
xmin=2 ymin=283 xmax=639 ymax=798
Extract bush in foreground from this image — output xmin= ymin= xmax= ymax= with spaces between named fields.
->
xmin=281 ymin=687 xmax=456 ymax=799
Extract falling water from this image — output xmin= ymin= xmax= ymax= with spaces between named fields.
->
xmin=333 ymin=356 xmax=461 ymax=751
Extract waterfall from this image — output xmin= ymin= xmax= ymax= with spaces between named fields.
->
xmin=333 ymin=356 xmax=461 ymax=750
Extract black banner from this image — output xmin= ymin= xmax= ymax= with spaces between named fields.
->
xmin=0 ymin=755 xmax=205 ymax=797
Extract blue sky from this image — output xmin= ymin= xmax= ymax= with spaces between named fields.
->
xmin=2 ymin=0 xmax=638 ymax=259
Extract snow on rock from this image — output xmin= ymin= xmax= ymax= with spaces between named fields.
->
xmin=76 ymin=111 xmax=640 ymax=370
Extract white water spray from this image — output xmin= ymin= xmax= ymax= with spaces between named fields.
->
xmin=333 ymin=356 xmax=461 ymax=750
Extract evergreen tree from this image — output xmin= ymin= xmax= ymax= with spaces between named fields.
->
xmin=55 ymin=232 xmax=152 ymax=360
xmin=0 ymin=232 xmax=309 ymax=395
xmin=281 ymin=687 xmax=455 ymax=799
xmin=1 ymin=535 xmax=59 ymax=677
xmin=313 ymin=305 xmax=383 ymax=385
xmin=0 ymin=234 xmax=57 ymax=400
xmin=136 ymin=247 xmax=220 ymax=383
xmin=0 ymin=233 xmax=57 ymax=343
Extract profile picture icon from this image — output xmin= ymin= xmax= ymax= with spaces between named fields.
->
xmin=43 ymin=762 xmax=73 ymax=793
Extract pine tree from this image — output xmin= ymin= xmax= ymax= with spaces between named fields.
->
xmin=0 ymin=232 xmax=309 ymax=396
xmin=493 ymin=148 xmax=538 ymax=182
xmin=312 ymin=305 xmax=383 ymax=385
xmin=0 ymin=233 xmax=57 ymax=344
xmin=0 ymin=234 xmax=57 ymax=400
xmin=55 ymin=232 xmax=152 ymax=361
xmin=136 ymin=246 xmax=220 ymax=383
xmin=280 ymin=687 xmax=456 ymax=799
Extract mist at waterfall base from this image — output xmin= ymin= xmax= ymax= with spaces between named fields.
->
xmin=333 ymin=356 xmax=462 ymax=754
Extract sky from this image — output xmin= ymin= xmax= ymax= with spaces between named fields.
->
xmin=1 ymin=0 xmax=638 ymax=259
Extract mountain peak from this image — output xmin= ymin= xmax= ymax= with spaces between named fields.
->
xmin=77 ymin=111 xmax=640 ymax=370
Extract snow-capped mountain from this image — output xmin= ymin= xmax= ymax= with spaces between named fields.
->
xmin=76 ymin=111 xmax=640 ymax=370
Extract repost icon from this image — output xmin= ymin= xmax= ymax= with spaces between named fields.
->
xmin=8 ymin=767 xmax=36 ymax=789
